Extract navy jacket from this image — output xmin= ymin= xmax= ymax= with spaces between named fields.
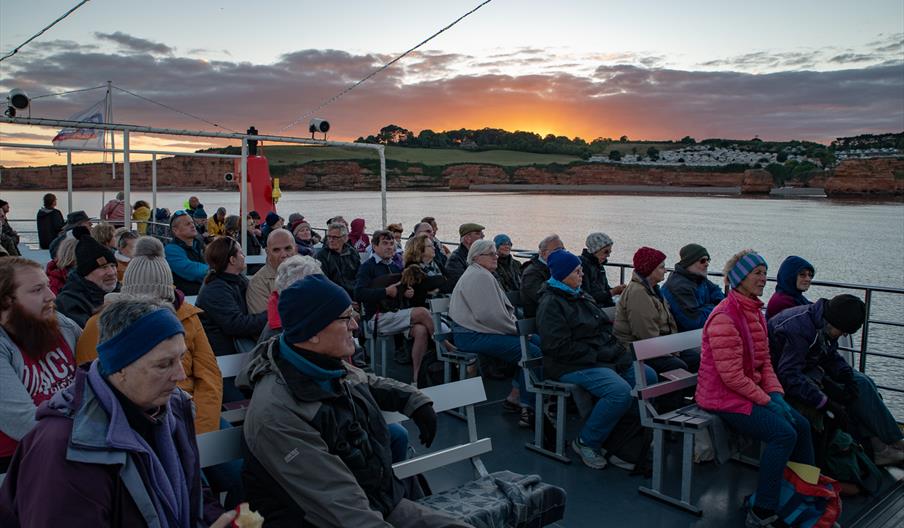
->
xmin=197 ymin=272 xmax=267 ymax=356
xmin=354 ymin=257 xmax=402 ymax=320
xmin=767 ymin=299 xmax=854 ymax=409
xmin=661 ymin=265 xmax=725 ymax=331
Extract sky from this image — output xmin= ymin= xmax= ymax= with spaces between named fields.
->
xmin=0 ymin=0 xmax=902 ymax=167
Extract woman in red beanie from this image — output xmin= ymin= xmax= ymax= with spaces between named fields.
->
xmin=613 ymin=246 xmax=700 ymax=375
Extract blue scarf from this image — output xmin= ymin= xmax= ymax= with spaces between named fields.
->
xmin=547 ymin=277 xmax=581 ymax=295
xmin=775 ymin=256 xmax=815 ymax=305
xmin=278 ymin=336 xmax=345 ymax=392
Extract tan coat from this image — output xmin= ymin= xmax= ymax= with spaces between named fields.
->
xmin=614 ymin=272 xmax=677 ymax=344
xmin=246 ymin=263 xmax=277 ymax=315
xmin=75 ymin=301 xmax=224 ymax=434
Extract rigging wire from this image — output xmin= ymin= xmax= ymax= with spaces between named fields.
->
xmin=280 ymin=0 xmax=494 ymax=132
xmin=112 ymin=84 xmax=239 ymax=133
xmin=31 ymin=84 xmax=107 ymax=100
xmin=0 ymin=0 xmax=92 ymax=63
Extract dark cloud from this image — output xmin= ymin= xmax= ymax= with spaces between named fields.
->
xmin=829 ymin=53 xmax=880 ymax=64
xmin=94 ymin=32 xmax=172 ymax=55
xmin=699 ymin=51 xmax=820 ymax=69
xmin=27 ymin=40 xmax=98 ymax=53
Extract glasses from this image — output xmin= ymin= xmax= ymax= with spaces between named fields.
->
xmin=336 ymin=315 xmax=356 ymax=327
xmin=480 ymin=252 xmax=499 ymax=258
xmin=698 ymin=257 xmax=710 ymax=264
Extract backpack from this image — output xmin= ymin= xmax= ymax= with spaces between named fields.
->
xmin=602 ymin=407 xmax=653 ymax=476
xmin=746 ymin=465 xmax=841 ymax=528
xmin=417 ymin=348 xmax=460 ymax=388
xmin=823 ymin=429 xmax=881 ymax=495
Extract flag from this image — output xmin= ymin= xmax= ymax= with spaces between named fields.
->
xmin=52 ymin=99 xmax=106 ymax=150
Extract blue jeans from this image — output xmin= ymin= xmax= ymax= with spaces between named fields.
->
xmin=202 ymin=417 xmax=246 ymax=509
xmin=452 ymin=324 xmax=541 ymax=407
xmin=388 ymin=422 xmax=410 ymax=462
xmin=849 ymin=371 xmax=903 ymax=444
xmin=560 ymin=364 xmax=657 ymax=448
xmin=717 ymin=404 xmax=815 ymax=511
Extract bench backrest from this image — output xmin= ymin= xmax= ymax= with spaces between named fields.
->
xmin=428 ymin=297 xmax=458 ymax=365
xmin=632 ymin=329 xmax=703 ymax=427
xmin=216 ymin=351 xmax=251 ymax=379
xmin=515 ymin=318 xmax=544 ymax=392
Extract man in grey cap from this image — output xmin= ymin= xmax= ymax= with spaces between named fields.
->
xmin=444 ymin=222 xmax=485 ymax=290
xmin=661 ymin=243 xmax=724 ymax=331
xmin=580 ymin=232 xmax=624 ymax=308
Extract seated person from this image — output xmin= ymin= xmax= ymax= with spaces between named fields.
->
xmin=419 ymin=216 xmax=451 ymax=268
xmin=696 ymin=250 xmax=814 ymax=528
xmin=263 ymin=255 xmax=324 ymax=342
xmin=766 ymin=256 xmax=815 ymax=320
xmin=0 ymin=297 xmax=234 ymax=527
xmin=536 ymin=249 xmax=657 ymax=470
xmin=164 ymin=209 xmax=208 ymax=295
xmin=354 ymin=230 xmax=434 ymax=384
xmin=661 ymin=243 xmax=725 ymax=331
xmin=290 ymin=219 xmax=317 ymax=256
xmin=450 ymin=239 xmax=540 ymax=426
xmin=349 ymin=218 xmax=370 ymax=253
xmin=192 ymin=206 xmax=210 ymax=242
xmin=0 ymin=258 xmax=81 ymax=473
xmin=614 ymin=246 xmax=699 ymax=375
xmin=316 ymin=222 xmax=361 ymax=298
xmin=45 ymin=236 xmax=77 ymax=295
xmin=236 ymin=275 xmax=472 ymax=528
xmin=55 ymin=227 xmax=119 ymax=327
xmin=580 ymin=232 xmax=624 ymax=308
xmin=114 ymin=229 xmax=139 ymax=282
xmin=520 ymin=234 xmax=564 ymax=318
xmin=444 ymin=223 xmax=485 ymax=290
xmin=493 ymin=234 xmax=522 ymax=293
xmin=769 ymin=294 xmax=903 ymax=466
xmin=399 ymin=233 xmax=447 ymax=309
xmin=247 ymin=229 xmax=297 ymax=315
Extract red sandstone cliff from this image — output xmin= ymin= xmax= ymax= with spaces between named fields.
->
xmin=824 ymin=158 xmax=904 ymax=196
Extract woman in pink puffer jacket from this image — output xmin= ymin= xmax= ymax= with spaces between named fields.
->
xmin=695 ymin=250 xmax=814 ymax=528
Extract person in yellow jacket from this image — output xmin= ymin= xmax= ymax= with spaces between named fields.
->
xmin=208 ymin=206 xmax=227 ymax=237
xmin=132 ymin=200 xmax=151 ymax=235
xmin=75 ymin=236 xmax=223 ymax=434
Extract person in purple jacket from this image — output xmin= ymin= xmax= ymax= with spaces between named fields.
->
xmin=765 ymin=256 xmax=815 ymax=320
xmin=0 ymin=297 xmax=236 ymax=528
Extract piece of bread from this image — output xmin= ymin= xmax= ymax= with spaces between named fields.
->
xmin=232 ymin=503 xmax=264 ymax=528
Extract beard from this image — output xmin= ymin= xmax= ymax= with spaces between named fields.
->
xmin=4 ymin=300 xmax=61 ymax=359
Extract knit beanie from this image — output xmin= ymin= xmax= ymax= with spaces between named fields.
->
xmin=547 ymin=249 xmax=582 ymax=281
xmin=493 ymin=234 xmax=512 ymax=248
xmin=824 ymin=294 xmax=866 ymax=334
xmin=585 ymin=232 xmax=614 ymax=254
xmin=632 ymin=246 xmax=666 ymax=277
xmin=727 ymin=252 xmax=767 ymax=289
xmin=265 ymin=211 xmax=281 ymax=227
xmin=678 ymin=243 xmax=710 ymax=269
xmin=279 ymin=274 xmax=352 ymax=344
xmin=74 ymin=226 xmax=115 ymax=277
xmin=121 ymin=237 xmax=176 ymax=303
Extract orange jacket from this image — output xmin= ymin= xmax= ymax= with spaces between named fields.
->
xmin=75 ymin=301 xmax=223 ymax=434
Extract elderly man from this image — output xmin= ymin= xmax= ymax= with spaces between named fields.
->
xmin=661 ymin=243 xmax=725 ymax=331
xmin=247 ymin=228 xmax=297 ymax=314
xmin=165 ymin=209 xmax=208 ymax=295
xmin=769 ymin=294 xmax=904 ymax=466
xmin=580 ymin=232 xmax=625 ymax=308
xmin=0 ymin=298 xmax=236 ymax=527
xmin=0 ymin=258 xmax=81 ymax=473
xmin=55 ymin=227 xmax=119 ymax=327
xmin=444 ymin=223 xmax=485 ymax=290
xmin=520 ymin=234 xmax=564 ymax=318
xmin=237 ymin=274 xmax=470 ymax=527
xmin=316 ymin=222 xmax=361 ymax=297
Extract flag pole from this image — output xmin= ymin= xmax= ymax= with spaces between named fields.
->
xmin=108 ymin=81 xmax=116 ymax=181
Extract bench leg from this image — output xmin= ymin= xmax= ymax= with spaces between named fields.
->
xmin=637 ymin=428 xmax=703 ymax=516
xmin=556 ymin=393 xmax=567 ymax=457
xmin=369 ymin=337 xmax=377 ymax=373
xmin=524 ymin=393 xmax=571 ymax=464
xmin=680 ymin=431 xmax=694 ymax=505
xmin=380 ymin=338 xmax=388 ymax=378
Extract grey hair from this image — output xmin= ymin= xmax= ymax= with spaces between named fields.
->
xmin=115 ymin=191 xmax=124 ymax=200
xmin=413 ymin=222 xmax=432 ymax=234
xmin=467 ymin=239 xmax=497 ymax=265
xmin=275 ymin=255 xmax=323 ymax=293
xmin=98 ymin=296 xmax=173 ymax=343
xmin=327 ymin=222 xmax=348 ymax=237
xmin=538 ymin=234 xmax=562 ymax=252
xmin=55 ymin=237 xmax=78 ymax=269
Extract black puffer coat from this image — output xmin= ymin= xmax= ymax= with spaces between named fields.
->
xmin=196 ymin=272 xmax=267 ymax=356
xmin=580 ymin=248 xmax=615 ymax=308
xmin=316 ymin=245 xmax=361 ymax=297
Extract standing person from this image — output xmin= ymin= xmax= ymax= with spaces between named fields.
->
xmin=614 ymin=246 xmax=699 ymax=375
xmin=36 ymin=193 xmax=65 ymax=250
xmin=165 ymin=209 xmax=208 ymax=295
xmin=696 ymin=250 xmax=814 ymax=528
xmin=766 ymin=256 xmax=816 ymax=320
xmin=45 ymin=237 xmax=77 ymax=295
xmin=131 ymin=200 xmax=152 ymax=235
xmin=196 ymin=236 xmax=267 ymax=357
xmin=493 ymin=234 xmax=522 ymax=293
xmin=661 ymin=243 xmax=726 ymax=331
xmin=580 ymin=232 xmax=624 ymax=308
xmin=316 ymin=222 xmax=361 ymax=298
xmin=520 ymin=234 xmax=564 ymax=318
xmin=536 ymin=249 xmax=658 ymax=470
xmin=247 ymin=229 xmax=297 ymax=315
xmin=55 ymin=228 xmax=119 ymax=327
xmin=114 ymin=230 xmax=139 ymax=282
xmin=0 ymin=258 xmax=81 ymax=473
xmin=0 ymin=200 xmax=20 ymax=256
xmin=99 ymin=191 xmax=126 ymax=226
xmin=445 ymin=223 xmax=485 ymax=290
xmin=349 ymin=218 xmax=370 ymax=253
xmin=49 ymin=210 xmax=91 ymax=260
xmin=208 ymin=206 xmax=227 ymax=237
xmin=0 ymin=297 xmax=235 ymax=528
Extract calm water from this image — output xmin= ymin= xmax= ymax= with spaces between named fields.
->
xmin=5 ymin=189 xmax=904 ymax=413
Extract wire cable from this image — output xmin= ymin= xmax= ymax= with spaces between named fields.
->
xmin=0 ymin=0 xmax=92 ymax=63
xmin=281 ymin=0 xmax=494 ymax=132
xmin=112 ymin=84 xmax=239 ymax=133
xmin=31 ymin=84 xmax=107 ymax=100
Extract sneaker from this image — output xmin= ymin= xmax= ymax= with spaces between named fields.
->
xmin=745 ymin=509 xmax=788 ymax=528
xmin=571 ymin=438 xmax=607 ymax=469
xmin=607 ymin=454 xmax=636 ymax=472
xmin=519 ymin=407 xmax=534 ymax=428
xmin=873 ymin=443 xmax=904 ymax=466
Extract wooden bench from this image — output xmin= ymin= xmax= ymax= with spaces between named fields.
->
xmin=632 ymin=329 xmax=707 ymax=515
xmin=217 ymin=348 xmax=252 ymax=424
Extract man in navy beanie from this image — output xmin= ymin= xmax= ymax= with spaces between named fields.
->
xmin=236 ymin=275 xmax=473 ymax=527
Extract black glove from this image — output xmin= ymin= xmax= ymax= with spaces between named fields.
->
xmin=821 ymin=377 xmax=850 ymax=403
xmin=824 ymin=400 xmax=850 ymax=431
xmin=410 ymin=403 xmax=437 ymax=448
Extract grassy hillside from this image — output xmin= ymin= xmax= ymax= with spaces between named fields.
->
xmin=259 ymin=145 xmax=581 ymax=167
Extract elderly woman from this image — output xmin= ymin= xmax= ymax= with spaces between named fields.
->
xmin=91 ymin=221 xmax=117 ymax=250
xmin=493 ymin=234 xmax=522 ymax=293
xmin=45 ymin=236 xmax=77 ymax=295
xmin=290 ymin=220 xmax=317 ymax=256
xmin=537 ymin=249 xmax=658 ymax=470
xmin=450 ymin=239 xmax=540 ymax=425
xmin=114 ymin=230 xmax=139 ymax=282
xmin=696 ymin=250 xmax=813 ymax=528
xmin=614 ymin=246 xmax=699 ymax=375
xmin=0 ymin=298 xmax=237 ymax=527
xmin=263 ymin=254 xmax=323 ymax=340
xmin=766 ymin=256 xmax=816 ymax=320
